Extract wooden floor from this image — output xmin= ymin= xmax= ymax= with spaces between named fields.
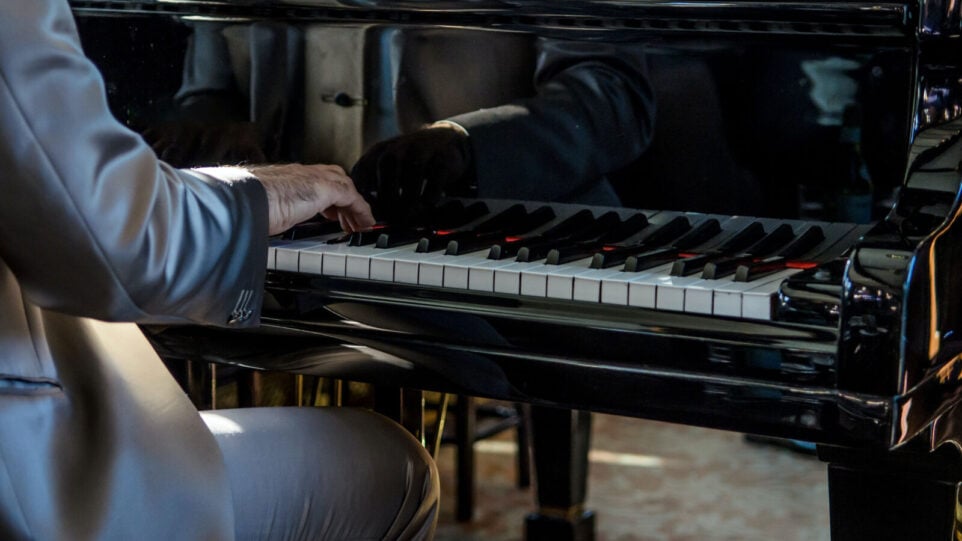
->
xmin=434 ymin=412 xmax=830 ymax=541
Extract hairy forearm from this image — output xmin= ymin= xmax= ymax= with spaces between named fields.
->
xmin=248 ymin=163 xmax=374 ymax=235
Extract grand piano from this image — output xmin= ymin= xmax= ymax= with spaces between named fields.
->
xmin=71 ymin=0 xmax=962 ymax=539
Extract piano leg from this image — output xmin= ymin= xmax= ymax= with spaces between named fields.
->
xmin=373 ymin=386 xmax=426 ymax=446
xmin=525 ymin=406 xmax=596 ymax=541
xmin=818 ymin=443 xmax=962 ymax=541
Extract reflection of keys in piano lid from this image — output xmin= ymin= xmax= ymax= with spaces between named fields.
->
xmin=267 ymin=200 xmax=871 ymax=321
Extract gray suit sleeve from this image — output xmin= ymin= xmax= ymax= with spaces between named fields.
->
xmin=0 ymin=1 xmax=268 ymax=327
xmin=449 ymin=39 xmax=655 ymax=203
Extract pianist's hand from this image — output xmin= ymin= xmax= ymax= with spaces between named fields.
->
xmin=251 ymin=163 xmax=375 ymax=235
xmin=351 ymin=121 xmax=475 ymax=222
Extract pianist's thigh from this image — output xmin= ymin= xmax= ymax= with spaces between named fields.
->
xmin=200 ymin=407 xmax=439 ymax=541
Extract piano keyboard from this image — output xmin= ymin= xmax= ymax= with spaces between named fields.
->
xmin=267 ymin=200 xmax=869 ymax=321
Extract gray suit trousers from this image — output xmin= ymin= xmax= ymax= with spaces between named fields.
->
xmin=203 ymin=407 xmax=439 ymax=541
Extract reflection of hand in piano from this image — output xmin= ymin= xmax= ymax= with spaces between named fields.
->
xmin=350 ymin=122 xmax=474 ymax=223
xmin=271 ymin=199 xmax=869 ymax=321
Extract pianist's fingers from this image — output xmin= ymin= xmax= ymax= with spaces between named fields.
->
xmin=253 ymin=163 xmax=374 ymax=235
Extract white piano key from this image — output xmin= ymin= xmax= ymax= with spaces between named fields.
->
xmin=657 ymin=274 xmax=712 ymax=312
xmin=495 ymin=262 xmax=545 ymax=295
xmin=395 ymin=259 xmax=419 ymax=284
xmin=711 ymin=269 xmax=799 ymax=319
xmin=542 ymin=260 xmax=595 ymax=300
xmin=571 ymin=269 xmax=628 ymax=304
xmin=274 ymin=239 xmax=334 ymax=272
xmin=520 ymin=269 xmax=549 ymax=297
xmin=443 ymin=256 xmax=484 ymax=289
xmin=312 ymin=243 xmax=415 ymax=280
xmin=442 ymin=262 xmax=470 ymax=288
xmin=323 ymin=252 xmax=347 ymax=276
xmin=430 ymin=254 xmax=494 ymax=289
xmin=412 ymin=253 xmax=449 ymax=286
xmin=418 ymin=260 xmax=445 ymax=287
xmin=263 ymin=231 xmax=349 ymax=275
xmin=712 ymin=291 xmax=742 ymax=318
xmin=681 ymin=279 xmax=715 ymax=314
xmin=467 ymin=259 xmax=519 ymax=292
xmin=280 ymin=241 xmax=349 ymax=276
xmin=369 ymin=247 xmax=416 ymax=283
xmin=739 ymin=270 xmax=801 ymax=320
xmin=346 ymin=247 xmax=416 ymax=279
xmin=742 ymin=282 xmax=784 ymax=321
xmin=621 ymin=264 xmax=685 ymax=309
xmin=345 ymin=253 xmax=371 ymax=278
xmin=369 ymin=247 xmax=449 ymax=285
xmin=419 ymin=252 xmax=476 ymax=289
xmin=297 ymin=251 xmax=323 ymax=274
xmin=267 ymin=239 xmax=293 ymax=270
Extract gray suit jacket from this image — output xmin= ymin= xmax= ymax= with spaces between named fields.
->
xmin=0 ymin=2 xmax=269 ymax=538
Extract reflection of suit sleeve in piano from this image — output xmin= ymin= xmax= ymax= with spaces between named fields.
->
xmin=172 ymin=22 xmax=305 ymax=161
xmin=174 ymin=21 xmax=249 ymax=121
xmin=0 ymin=1 xmax=268 ymax=327
xmin=448 ymin=40 xmax=655 ymax=205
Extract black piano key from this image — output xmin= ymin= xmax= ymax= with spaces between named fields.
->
xmin=349 ymin=224 xmax=392 ymax=246
xmin=545 ymin=243 xmax=597 ymax=265
xmin=670 ymin=253 xmax=715 ymax=276
xmin=540 ymin=209 xmax=596 ymax=238
xmin=589 ymin=216 xmax=695 ymax=269
xmin=488 ymin=238 xmax=527 ymax=260
xmin=732 ymin=226 xmax=826 ymax=282
xmin=376 ymin=228 xmax=425 ymax=248
xmin=717 ymin=221 xmax=767 ymax=253
xmin=670 ymin=221 xmax=766 ymax=276
xmin=601 ymin=217 xmax=717 ymax=271
xmin=701 ymin=254 xmax=756 ymax=279
xmin=734 ymin=256 xmax=788 ymax=282
xmin=487 ymin=209 xmax=596 ymax=260
xmin=281 ymin=218 xmax=344 ymax=240
xmin=672 ymin=218 xmax=722 ymax=249
xmin=417 ymin=231 xmax=458 ymax=252
xmin=515 ymin=241 xmax=554 ymax=262
xmin=607 ymin=213 xmax=650 ymax=241
xmin=545 ymin=213 xmax=650 ymax=265
xmin=418 ymin=204 xmax=529 ymax=252
xmin=326 ymin=233 xmax=352 ymax=245
xmin=623 ymin=247 xmax=683 ymax=272
xmin=619 ymin=218 xmax=724 ymax=271
xmin=639 ymin=216 xmax=695 ymax=247
xmin=356 ymin=202 xmax=485 ymax=247
xmin=518 ymin=212 xmax=623 ymax=262
xmin=368 ymin=201 xmax=491 ymax=248
xmin=741 ymin=223 xmax=796 ymax=258
xmin=701 ymin=224 xmax=796 ymax=279
xmin=445 ymin=206 xmax=556 ymax=255
xmin=445 ymin=230 xmax=518 ymax=255
xmin=775 ymin=225 xmax=826 ymax=259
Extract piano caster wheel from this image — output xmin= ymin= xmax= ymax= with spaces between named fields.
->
xmin=524 ymin=509 xmax=595 ymax=541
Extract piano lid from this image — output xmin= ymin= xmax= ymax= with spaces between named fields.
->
xmin=69 ymin=0 xmax=926 ymax=37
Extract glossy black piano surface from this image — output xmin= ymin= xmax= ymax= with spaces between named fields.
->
xmin=70 ymin=1 xmax=962 ymax=539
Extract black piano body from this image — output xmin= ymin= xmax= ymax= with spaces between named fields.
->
xmin=70 ymin=1 xmax=962 ymax=539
